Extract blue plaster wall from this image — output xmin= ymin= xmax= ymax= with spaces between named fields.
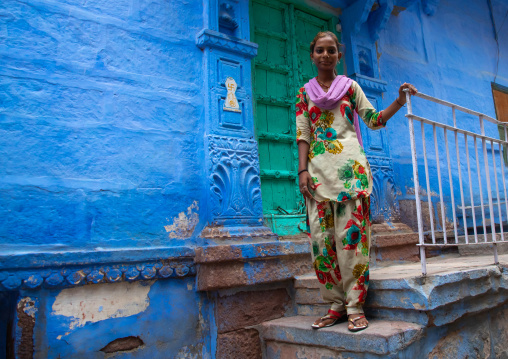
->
xmin=0 ymin=0 xmax=206 ymax=251
xmin=26 ymin=278 xmax=212 ymax=358
xmin=376 ymin=0 xmax=508 ymax=226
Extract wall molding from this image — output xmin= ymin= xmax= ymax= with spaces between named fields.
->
xmin=350 ymin=73 xmax=388 ymax=93
xmin=0 ymin=258 xmax=195 ymax=291
xmin=0 ymin=246 xmax=196 ymax=291
xmin=196 ymin=29 xmax=258 ymax=58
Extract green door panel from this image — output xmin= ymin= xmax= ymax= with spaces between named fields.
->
xmin=251 ymin=0 xmax=340 ymax=236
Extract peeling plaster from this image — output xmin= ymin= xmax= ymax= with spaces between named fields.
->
xmin=16 ymin=297 xmax=37 ymax=359
xmin=174 ymin=343 xmax=204 ymax=359
xmin=52 ymin=281 xmax=152 ymax=331
xmin=19 ymin=297 xmax=37 ymax=318
xmin=165 ymin=201 xmax=199 ymax=239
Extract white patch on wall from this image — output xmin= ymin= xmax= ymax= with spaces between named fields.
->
xmin=52 ymin=281 xmax=152 ymax=330
xmin=164 ymin=201 xmax=199 ymax=239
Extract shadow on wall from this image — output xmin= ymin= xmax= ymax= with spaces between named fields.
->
xmin=1 ymin=291 xmax=17 ymax=358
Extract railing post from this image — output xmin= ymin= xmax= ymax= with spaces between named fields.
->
xmin=480 ymin=116 xmax=499 ymax=264
xmin=406 ymin=90 xmax=427 ymax=276
xmin=421 ymin=121 xmax=436 ymax=244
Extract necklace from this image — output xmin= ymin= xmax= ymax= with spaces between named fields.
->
xmin=316 ymin=76 xmax=335 ymax=90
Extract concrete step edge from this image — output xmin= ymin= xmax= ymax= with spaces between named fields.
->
xmin=256 ymin=316 xmax=424 ymax=355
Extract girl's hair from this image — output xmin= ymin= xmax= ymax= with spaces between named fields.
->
xmin=309 ymin=31 xmax=342 ymax=54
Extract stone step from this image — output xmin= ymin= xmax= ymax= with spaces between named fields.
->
xmin=256 ymin=316 xmax=423 ymax=358
xmin=371 ymin=232 xmax=420 ymax=263
xmin=370 ymin=223 xmax=460 ymax=265
xmin=293 ymin=254 xmax=508 ymax=324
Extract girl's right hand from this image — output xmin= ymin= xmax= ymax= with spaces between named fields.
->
xmin=299 ymin=171 xmax=315 ymax=199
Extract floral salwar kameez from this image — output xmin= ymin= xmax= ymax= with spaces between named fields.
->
xmin=296 ymin=80 xmax=384 ymax=316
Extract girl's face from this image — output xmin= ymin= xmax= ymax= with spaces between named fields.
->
xmin=310 ymin=36 xmax=342 ymax=72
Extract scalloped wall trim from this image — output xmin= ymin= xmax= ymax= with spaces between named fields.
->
xmin=0 ymin=246 xmax=196 ymax=291
xmin=0 ymin=259 xmax=195 ymax=291
xmin=350 ymin=73 xmax=388 ymax=93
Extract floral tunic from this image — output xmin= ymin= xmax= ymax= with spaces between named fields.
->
xmin=296 ymin=80 xmax=384 ymax=203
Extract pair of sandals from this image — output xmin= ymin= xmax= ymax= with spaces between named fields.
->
xmin=311 ymin=309 xmax=369 ymax=332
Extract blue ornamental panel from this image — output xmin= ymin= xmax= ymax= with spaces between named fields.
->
xmin=207 ymin=135 xmax=263 ymax=225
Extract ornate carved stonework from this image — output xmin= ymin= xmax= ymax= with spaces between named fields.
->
xmin=350 ymin=74 xmax=388 ymax=93
xmin=0 ymin=259 xmax=195 ymax=291
xmin=369 ymin=156 xmax=400 ymax=223
xmin=218 ymin=1 xmax=238 ymax=33
xmin=207 ymin=135 xmax=263 ymax=225
xmin=196 ymin=29 xmax=258 ymax=58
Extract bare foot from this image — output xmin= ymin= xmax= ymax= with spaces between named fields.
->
xmin=348 ymin=314 xmax=368 ymax=330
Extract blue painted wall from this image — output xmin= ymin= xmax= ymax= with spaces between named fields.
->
xmin=0 ymin=0 xmax=206 ymax=251
xmin=1 ymin=0 xmax=507 ymax=356
xmin=376 ymin=0 xmax=508 ymax=226
xmin=24 ymin=278 xmax=212 ymax=358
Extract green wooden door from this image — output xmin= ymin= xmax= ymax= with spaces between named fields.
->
xmin=250 ymin=0 xmax=340 ymax=235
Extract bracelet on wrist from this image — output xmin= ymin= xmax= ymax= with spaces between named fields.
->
xmin=298 ymin=169 xmax=308 ymax=176
xmin=396 ymin=98 xmax=405 ymax=107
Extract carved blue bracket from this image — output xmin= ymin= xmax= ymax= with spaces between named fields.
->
xmin=219 ymin=2 xmax=239 ymax=35
xmin=342 ymin=0 xmax=377 ymax=35
xmin=341 ymin=0 xmax=378 ymax=79
xmin=196 ymin=29 xmax=258 ymax=58
xmin=369 ymin=0 xmax=395 ymax=41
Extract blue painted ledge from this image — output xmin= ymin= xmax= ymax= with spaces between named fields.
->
xmin=0 ymin=246 xmax=195 ymax=291
xmin=350 ymin=73 xmax=388 ymax=93
xmin=196 ymin=28 xmax=258 ymax=58
xmin=0 ymin=241 xmax=313 ymax=292
xmin=195 ymin=241 xmax=312 ymax=291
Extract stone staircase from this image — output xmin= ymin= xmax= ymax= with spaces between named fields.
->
xmin=255 ymin=254 xmax=508 ymax=358
xmin=259 ymin=317 xmax=423 ymax=358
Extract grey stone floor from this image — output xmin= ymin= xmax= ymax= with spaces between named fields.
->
xmin=371 ymin=252 xmax=508 ymax=279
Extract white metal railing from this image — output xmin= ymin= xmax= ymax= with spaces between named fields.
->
xmin=405 ymin=90 xmax=508 ymax=275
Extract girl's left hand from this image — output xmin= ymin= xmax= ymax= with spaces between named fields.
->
xmin=397 ymin=83 xmax=418 ymax=105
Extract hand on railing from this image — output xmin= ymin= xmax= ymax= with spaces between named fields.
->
xmin=382 ymin=83 xmax=418 ymax=123
xmin=399 ymin=83 xmax=418 ymax=105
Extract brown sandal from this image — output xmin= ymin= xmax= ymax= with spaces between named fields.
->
xmin=348 ymin=314 xmax=368 ymax=332
xmin=311 ymin=309 xmax=347 ymax=329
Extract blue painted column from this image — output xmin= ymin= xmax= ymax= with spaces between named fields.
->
xmin=196 ymin=0 xmax=274 ymax=239
xmin=340 ymin=0 xmax=401 ymax=222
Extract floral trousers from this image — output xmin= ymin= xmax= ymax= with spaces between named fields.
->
xmin=306 ymin=196 xmax=371 ymax=315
